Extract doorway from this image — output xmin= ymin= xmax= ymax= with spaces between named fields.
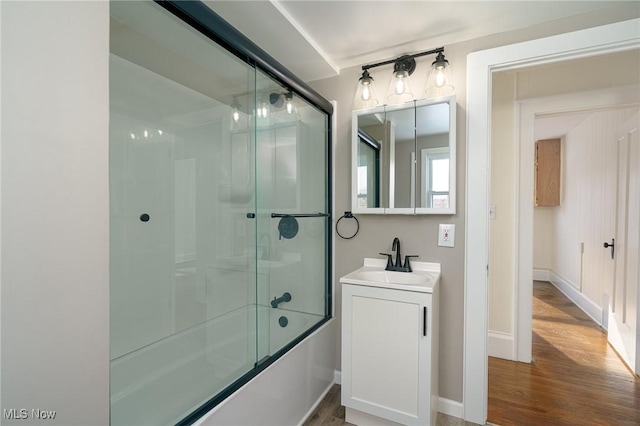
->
xmin=464 ymin=18 xmax=640 ymax=424
xmin=487 ymin=49 xmax=640 ymax=362
xmin=487 ymin=57 xmax=640 ymax=422
xmin=488 ymin=94 xmax=640 ymax=423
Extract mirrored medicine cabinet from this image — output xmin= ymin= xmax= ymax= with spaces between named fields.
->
xmin=351 ymin=95 xmax=456 ymax=214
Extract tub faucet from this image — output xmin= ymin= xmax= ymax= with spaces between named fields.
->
xmin=379 ymin=237 xmax=418 ymax=272
xmin=271 ymin=292 xmax=292 ymax=308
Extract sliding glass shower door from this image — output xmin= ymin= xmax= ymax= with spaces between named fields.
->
xmin=254 ymin=70 xmax=329 ymax=363
xmin=109 ymin=2 xmax=330 ymax=425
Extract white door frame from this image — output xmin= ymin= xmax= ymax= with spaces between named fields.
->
xmin=464 ymin=18 xmax=640 ymax=424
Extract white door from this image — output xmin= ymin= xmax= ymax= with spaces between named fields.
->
xmin=608 ymin=110 xmax=640 ymax=376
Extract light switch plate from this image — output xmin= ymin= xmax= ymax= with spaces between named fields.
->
xmin=489 ymin=204 xmax=497 ymax=220
xmin=438 ymin=224 xmax=455 ymax=247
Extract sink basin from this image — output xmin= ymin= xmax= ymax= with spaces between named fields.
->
xmin=340 ymin=258 xmax=440 ymax=293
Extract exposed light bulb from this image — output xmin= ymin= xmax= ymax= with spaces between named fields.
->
xmin=258 ymin=104 xmax=268 ymax=118
xmin=435 ymin=68 xmax=445 ymax=87
xmin=361 ymin=84 xmax=371 ymax=101
xmin=230 ymin=97 xmax=242 ymax=122
xmin=130 ymin=133 xmax=136 ymax=140
xmin=394 ymin=72 xmax=406 ymax=95
xmin=284 ymin=92 xmax=294 ymax=114
xmin=143 ymin=130 xmax=149 ymax=139
xmin=158 ymin=129 xmax=163 ymax=136
xmin=426 ymin=52 xmax=452 ymax=96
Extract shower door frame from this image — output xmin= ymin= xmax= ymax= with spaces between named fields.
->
xmin=151 ymin=1 xmax=333 ymax=425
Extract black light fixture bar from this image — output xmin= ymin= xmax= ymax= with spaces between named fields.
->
xmin=361 ymin=47 xmax=444 ymax=71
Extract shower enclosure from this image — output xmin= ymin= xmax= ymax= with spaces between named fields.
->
xmin=109 ymin=2 xmax=332 ymax=424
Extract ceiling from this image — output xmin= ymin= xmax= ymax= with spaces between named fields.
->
xmin=205 ymin=1 xmax=639 ymax=82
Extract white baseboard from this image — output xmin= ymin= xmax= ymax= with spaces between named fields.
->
xmin=333 ymin=371 xmax=464 ymax=420
xmin=438 ymin=397 xmax=463 ymax=419
xmin=549 ymin=271 xmax=603 ymax=326
xmin=533 ymin=268 xmax=550 ymax=281
xmin=487 ymin=331 xmax=514 ymax=360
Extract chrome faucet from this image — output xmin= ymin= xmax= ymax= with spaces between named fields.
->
xmin=380 ymin=237 xmax=418 ymax=272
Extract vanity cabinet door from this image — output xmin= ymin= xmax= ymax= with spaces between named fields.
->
xmin=341 ymin=284 xmax=437 ymax=426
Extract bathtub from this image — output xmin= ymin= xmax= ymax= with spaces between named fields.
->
xmin=110 ymin=305 xmax=332 ymax=425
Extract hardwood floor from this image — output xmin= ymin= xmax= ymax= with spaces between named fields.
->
xmin=488 ymin=281 xmax=640 ymax=425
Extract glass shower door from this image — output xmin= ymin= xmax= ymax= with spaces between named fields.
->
xmin=254 ymin=71 xmax=329 ymax=363
xmin=109 ymin=2 xmax=330 ymax=425
xmin=109 ymin=2 xmax=258 ymax=424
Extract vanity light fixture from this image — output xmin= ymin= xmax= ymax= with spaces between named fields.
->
xmin=425 ymin=51 xmax=454 ymax=98
xmin=353 ymin=47 xmax=453 ymax=109
xmin=270 ymin=90 xmax=296 ymax=114
xmin=386 ymin=55 xmax=416 ymax=105
xmin=257 ymin=101 xmax=269 ymax=118
xmin=353 ymin=69 xmax=380 ymax=110
xmin=284 ymin=91 xmax=294 ymax=114
xmin=231 ymin=96 xmax=241 ymax=122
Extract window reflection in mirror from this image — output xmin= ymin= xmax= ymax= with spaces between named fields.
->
xmin=357 ymin=130 xmax=380 ymax=208
xmin=356 ymin=111 xmax=388 ymax=209
xmin=415 ymin=102 xmax=450 ymax=209
xmin=352 ymin=95 xmax=455 ymax=214
xmin=421 ymin=147 xmax=449 ymax=208
xmin=386 ymin=106 xmax=415 ymax=209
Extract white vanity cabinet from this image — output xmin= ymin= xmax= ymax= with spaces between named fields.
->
xmin=341 ymin=278 xmax=439 ymax=426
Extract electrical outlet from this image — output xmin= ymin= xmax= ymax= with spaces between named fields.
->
xmin=438 ymin=224 xmax=455 ymax=247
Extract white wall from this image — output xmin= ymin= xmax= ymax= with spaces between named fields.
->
xmin=1 ymin=2 xmax=110 ymax=425
xmin=533 ymin=208 xmax=554 ymax=270
xmin=489 ymin=72 xmax=516 ymax=337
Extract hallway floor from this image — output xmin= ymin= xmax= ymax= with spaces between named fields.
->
xmin=488 ymin=281 xmax=640 ymax=425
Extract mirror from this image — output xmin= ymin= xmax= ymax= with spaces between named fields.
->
xmin=351 ymin=95 xmax=456 ymax=214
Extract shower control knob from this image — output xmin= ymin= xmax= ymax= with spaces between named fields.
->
xmin=140 ymin=213 xmax=150 ymax=222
